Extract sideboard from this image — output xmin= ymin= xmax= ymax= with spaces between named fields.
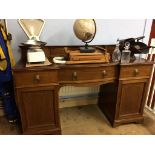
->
xmin=13 ymin=46 xmax=154 ymax=134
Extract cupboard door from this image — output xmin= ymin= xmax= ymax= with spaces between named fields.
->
xmin=16 ymin=85 xmax=61 ymax=134
xmin=116 ymin=79 xmax=148 ymax=119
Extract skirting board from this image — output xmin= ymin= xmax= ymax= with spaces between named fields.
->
xmin=59 ymin=96 xmax=98 ymax=108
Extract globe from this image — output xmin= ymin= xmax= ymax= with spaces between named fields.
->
xmin=73 ymin=19 xmax=96 ymax=52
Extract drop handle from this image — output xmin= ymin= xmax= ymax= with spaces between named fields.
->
xmin=34 ymin=74 xmax=40 ymax=83
xmin=102 ymin=70 xmax=107 ymax=77
xmin=134 ymin=69 xmax=139 ymax=76
xmin=72 ymin=71 xmax=77 ymax=80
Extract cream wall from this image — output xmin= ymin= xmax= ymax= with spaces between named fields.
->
xmin=6 ymin=19 xmax=152 ymax=62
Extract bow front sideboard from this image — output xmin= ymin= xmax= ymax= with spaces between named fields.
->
xmin=13 ymin=46 xmax=154 ymax=134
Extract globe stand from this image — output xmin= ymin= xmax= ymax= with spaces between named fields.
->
xmin=80 ymin=42 xmax=95 ymax=53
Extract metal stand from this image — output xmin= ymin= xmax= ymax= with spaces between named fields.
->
xmin=80 ymin=43 xmax=95 ymax=53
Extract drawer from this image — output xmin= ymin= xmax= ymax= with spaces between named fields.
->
xmin=120 ymin=65 xmax=152 ymax=79
xmin=14 ymin=70 xmax=58 ymax=87
xmin=59 ymin=66 xmax=118 ymax=83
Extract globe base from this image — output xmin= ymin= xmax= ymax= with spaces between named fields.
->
xmin=80 ymin=46 xmax=95 ymax=53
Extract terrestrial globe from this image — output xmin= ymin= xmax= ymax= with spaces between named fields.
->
xmin=73 ymin=19 xmax=96 ymax=52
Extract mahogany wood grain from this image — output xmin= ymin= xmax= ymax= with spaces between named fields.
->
xmin=15 ymin=85 xmax=61 ymax=135
xmin=13 ymin=46 xmax=154 ymax=134
xmin=59 ymin=65 xmax=118 ymax=84
xmin=119 ymin=64 xmax=153 ymax=79
xmin=14 ymin=70 xmax=58 ymax=88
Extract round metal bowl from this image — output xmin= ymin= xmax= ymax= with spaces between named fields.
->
xmin=21 ymin=40 xmax=47 ymax=47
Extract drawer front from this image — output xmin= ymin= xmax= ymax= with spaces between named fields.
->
xmin=59 ymin=66 xmax=117 ymax=83
xmin=120 ymin=65 xmax=152 ymax=79
xmin=14 ymin=70 xmax=58 ymax=87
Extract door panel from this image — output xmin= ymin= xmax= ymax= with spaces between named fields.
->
xmin=22 ymin=90 xmax=55 ymax=127
xmin=119 ymin=82 xmax=145 ymax=116
xmin=17 ymin=86 xmax=60 ymax=134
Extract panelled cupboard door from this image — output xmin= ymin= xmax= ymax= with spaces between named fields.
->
xmin=116 ymin=79 xmax=149 ymax=119
xmin=16 ymin=85 xmax=61 ymax=134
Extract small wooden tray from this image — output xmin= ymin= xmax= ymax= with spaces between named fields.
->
xmin=26 ymin=58 xmax=52 ymax=67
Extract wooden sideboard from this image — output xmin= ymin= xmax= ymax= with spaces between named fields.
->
xmin=13 ymin=46 xmax=154 ymax=134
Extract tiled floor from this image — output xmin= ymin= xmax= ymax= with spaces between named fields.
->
xmin=0 ymin=104 xmax=155 ymax=135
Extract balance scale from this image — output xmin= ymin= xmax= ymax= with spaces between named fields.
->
xmin=18 ymin=19 xmax=46 ymax=63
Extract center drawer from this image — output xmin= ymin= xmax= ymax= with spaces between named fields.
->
xmin=14 ymin=70 xmax=58 ymax=87
xmin=59 ymin=66 xmax=118 ymax=83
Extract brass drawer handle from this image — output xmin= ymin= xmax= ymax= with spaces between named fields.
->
xmin=134 ymin=69 xmax=139 ymax=76
xmin=34 ymin=74 xmax=40 ymax=83
xmin=72 ymin=71 xmax=77 ymax=80
xmin=102 ymin=70 xmax=107 ymax=77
